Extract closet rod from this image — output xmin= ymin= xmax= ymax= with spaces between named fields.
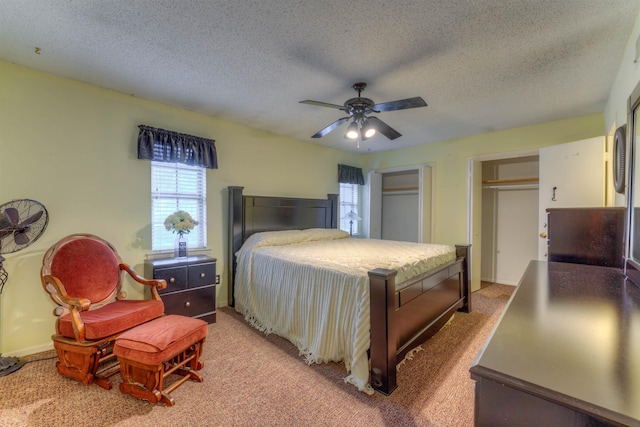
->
xmin=482 ymin=177 xmax=539 ymax=185
xmin=382 ymin=186 xmax=419 ymax=192
xmin=484 ymin=184 xmax=539 ymax=190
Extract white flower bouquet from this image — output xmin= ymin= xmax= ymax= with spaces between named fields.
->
xmin=164 ymin=210 xmax=199 ymax=235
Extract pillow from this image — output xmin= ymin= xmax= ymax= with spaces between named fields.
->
xmin=237 ymin=228 xmax=349 ymax=258
xmin=295 ymin=228 xmax=350 ymax=242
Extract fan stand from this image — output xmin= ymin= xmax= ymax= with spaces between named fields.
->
xmin=0 ymin=355 xmax=25 ymax=376
xmin=0 ymin=256 xmax=25 ymax=376
xmin=0 ymin=199 xmax=49 ymax=377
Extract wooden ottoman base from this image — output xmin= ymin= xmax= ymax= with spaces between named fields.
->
xmin=51 ymin=335 xmax=120 ymax=390
xmin=113 ymin=315 xmax=208 ymax=406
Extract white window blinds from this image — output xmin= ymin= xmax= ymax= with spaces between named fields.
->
xmin=339 ymin=182 xmax=360 ymax=236
xmin=151 ymin=161 xmax=207 ymax=251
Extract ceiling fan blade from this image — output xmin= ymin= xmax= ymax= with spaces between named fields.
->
xmin=367 ymin=117 xmax=402 ymax=140
xmin=300 ymin=100 xmax=346 ymax=110
xmin=311 ymin=117 xmax=350 ymax=138
xmin=4 ymin=208 xmax=19 ymax=226
xmin=14 ymin=232 xmax=30 ymax=246
xmin=372 ymin=97 xmax=427 ymax=113
xmin=20 ymin=210 xmax=43 ymax=226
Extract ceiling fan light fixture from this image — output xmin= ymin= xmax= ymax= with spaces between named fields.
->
xmin=345 ymin=121 xmax=359 ymax=140
xmin=361 ymin=119 xmax=376 ymax=139
xmin=302 ymin=82 xmax=427 ymax=142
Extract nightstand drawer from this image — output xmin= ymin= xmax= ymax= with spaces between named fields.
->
xmin=161 ymin=286 xmax=216 ymax=318
xmin=188 ymin=262 xmax=216 ymax=288
xmin=153 ymin=267 xmax=187 ymax=293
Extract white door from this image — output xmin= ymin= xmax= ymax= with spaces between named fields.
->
xmin=538 ymin=137 xmax=605 ymax=259
xmin=496 ymin=188 xmax=539 ymax=285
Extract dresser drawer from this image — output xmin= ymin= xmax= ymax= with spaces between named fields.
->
xmin=188 ymin=261 xmax=216 ymax=288
xmin=161 ymin=285 xmax=216 ymax=318
xmin=153 ymin=266 xmax=188 ymax=293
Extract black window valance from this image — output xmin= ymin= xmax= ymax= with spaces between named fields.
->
xmin=338 ymin=164 xmax=364 ymax=185
xmin=137 ymin=124 xmax=218 ymax=169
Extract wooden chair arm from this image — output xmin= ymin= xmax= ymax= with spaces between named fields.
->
xmin=120 ymin=263 xmax=166 ymax=301
xmin=41 ymin=274 xmax=91 ymax=312
xmin=41 ymin=274 xmax=89 ymax=341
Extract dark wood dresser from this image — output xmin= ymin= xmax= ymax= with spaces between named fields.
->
xmin=547 ymin=207 xmax=626 ymax=268
xmin=470 ymin=261 xmax=640 ymax=426
xmin=145 ymin=255 xmax=217 ymax=323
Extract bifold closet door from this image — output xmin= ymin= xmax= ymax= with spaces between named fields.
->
xmin=382 ymin=190 xmax=420 ymax=242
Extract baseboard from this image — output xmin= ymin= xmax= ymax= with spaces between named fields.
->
xmin=3 ymin=342 xmax=54 ymax=358
xmin=494 ymin=278 xmax=519 ymax=286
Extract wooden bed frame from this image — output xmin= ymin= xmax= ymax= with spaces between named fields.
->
xmin=227 ymin=186 xmax=471 ymax=395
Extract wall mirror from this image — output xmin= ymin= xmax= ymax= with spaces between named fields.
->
xmin=625 ymin=80 xmax=640 ymax=288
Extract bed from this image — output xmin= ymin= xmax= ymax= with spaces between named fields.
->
xmin=227 ymin=186 xmax=471 ymax=395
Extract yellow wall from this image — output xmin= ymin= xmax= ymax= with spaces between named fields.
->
xmin=362 ymin=114 xmax=604 ymax=243
xmin=605 ymin=11 xmax=640 ymax=207
xmin=0 ymin=61 xmax=361 ymax=354
xmin=362 ymin=114 xmax=605 ymax=291
xmin=606 ymin=11 xmax=640 ymax=137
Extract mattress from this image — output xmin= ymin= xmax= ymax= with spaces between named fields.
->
xmin=234 ymin=228 xmax=456 ymax=394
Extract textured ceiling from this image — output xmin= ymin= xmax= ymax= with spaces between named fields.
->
xmin=1 ymin=1 xmax=638 ymax=154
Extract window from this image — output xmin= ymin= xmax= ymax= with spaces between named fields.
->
xmin=339 ymin=182 xmax=360 ymax=236
xmin=151 ymin=161 xmax=206 ymax=251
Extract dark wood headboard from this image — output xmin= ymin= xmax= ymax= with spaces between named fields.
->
xmin=227 ymin=186 xmax=339 ymax=306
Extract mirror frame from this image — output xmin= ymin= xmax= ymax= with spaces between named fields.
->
xmin=613 ymin=124 xmax=626 ymax=194
xmin=625 ymin=80 xmax=640 ymax=288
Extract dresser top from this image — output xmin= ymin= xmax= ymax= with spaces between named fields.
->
xmin=145 ymin=255 xmax=216 ymax=268
xmin=471 ymin=261 xmax=640 ymax=426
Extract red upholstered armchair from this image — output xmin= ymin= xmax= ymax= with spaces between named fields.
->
xmin=41 ymin=233 xmax=166 ymax=389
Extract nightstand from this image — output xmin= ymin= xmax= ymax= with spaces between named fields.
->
xmin=145 ymin=255 xmax=217 ymax=323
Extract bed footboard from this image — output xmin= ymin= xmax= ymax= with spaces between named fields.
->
xmin=369 ymin=244 xmax=471 ymax=395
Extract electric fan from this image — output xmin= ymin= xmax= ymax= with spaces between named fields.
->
xmin=0 ymin=199 xmax=49 ymax=376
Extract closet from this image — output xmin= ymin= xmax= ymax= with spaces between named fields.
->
xmin=368 ymin=166 xmax=431 ymax=243
xmin=481 ymin=156 xmax=539 ymax=285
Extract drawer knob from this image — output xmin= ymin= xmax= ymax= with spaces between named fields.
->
xmin=200 ymin=273 xmax=205 ymax=278
xmin=169 ymin=277 xmax=175 ymax=283
xmin=185 ymin=301 xmax=191 ymax=307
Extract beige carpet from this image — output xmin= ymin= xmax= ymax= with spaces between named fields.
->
xmin=0 ymin=284 xmax=513 ymax=427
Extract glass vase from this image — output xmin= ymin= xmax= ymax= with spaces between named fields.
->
xmin=174 ymin=233 xmax=188 ymax=258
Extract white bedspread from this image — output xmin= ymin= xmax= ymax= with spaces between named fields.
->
xmin=234 ymin=228 xmax=456 ymax=394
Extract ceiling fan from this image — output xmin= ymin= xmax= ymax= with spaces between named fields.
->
xmin=299 ymin=82 xmax=427 ymax=143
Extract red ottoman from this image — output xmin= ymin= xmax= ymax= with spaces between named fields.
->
xmin=114 ymin=315 xmax=208 ymax=406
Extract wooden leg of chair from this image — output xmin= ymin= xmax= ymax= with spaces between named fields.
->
xmin=174 ymin=367 xmax=204 ymax=382
xmin=119 ymin=382 xmax=171 ymax=406
xmin=118 ymin=357 xmax=175 ymax=406
xmin=116 ymin=340 xmax=206 ymax=406
xmin=168 ymin=340 xmax=204 ymax=381
xmin=52 ymin=339 xmax=115 ymax=390
xmin=187 ymin=340 xmax=205 ymax=371
xmin=54 ymin=341 xmax=98 ymax=387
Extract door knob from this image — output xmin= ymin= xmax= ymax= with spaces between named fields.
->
xmin=539 ymin=232 xmax=547 ymax=238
